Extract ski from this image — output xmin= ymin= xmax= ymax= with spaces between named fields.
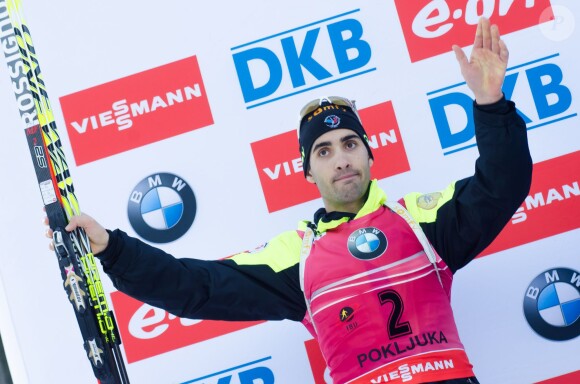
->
xmin=0 ymin=1 xmax=129 ymax=382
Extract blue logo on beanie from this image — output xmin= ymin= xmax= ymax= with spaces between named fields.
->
xmin=324 ymin=115 xmax=341 ymax=128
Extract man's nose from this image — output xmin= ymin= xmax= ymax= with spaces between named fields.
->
xmin=335 ymin=150 xmax=351 ymax=170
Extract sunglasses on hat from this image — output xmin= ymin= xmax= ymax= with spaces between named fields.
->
xmin=297 ymin=96 xmax=362 ymax=138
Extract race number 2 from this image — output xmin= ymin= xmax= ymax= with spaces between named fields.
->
xmin=378 ymin=289 xmax=412 ymax=339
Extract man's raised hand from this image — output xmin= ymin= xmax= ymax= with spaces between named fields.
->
xmin=452 ymin=17 xmax=509 ymax=105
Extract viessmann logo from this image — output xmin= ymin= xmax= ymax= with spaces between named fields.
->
xmin=109 ymin=291 xmax=264 ymax=363
xmin=394 ymin=0 xmax=553 ymax=62
xmin=60 ymin=56 xmax=214 ymax=165
xmin=251 ymin=101 xmax=410 ymax=212
xmin=481 ymin=151 xmax=579 ymax=257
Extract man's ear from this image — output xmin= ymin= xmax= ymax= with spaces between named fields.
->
xmin=306 ymin=170 xmax=316 ymax=184
xmin=369 ymin=157 xmax=374 ymax=168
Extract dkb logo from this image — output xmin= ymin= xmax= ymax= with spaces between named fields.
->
xmin=231 ymin=9 xmax=375 ymax=109
xmin=182 ymin=357 xmax=275 ymax=384
xmin=428 ymin=53 xmax=576 ymax=155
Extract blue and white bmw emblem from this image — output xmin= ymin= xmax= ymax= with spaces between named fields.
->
xmin=128 ymin=173 xmax=196 ymax=243
xmin=347 ymin=227 xmax=388 ymax=260
xmin=523 ymin=267 xmax=580 ymax=341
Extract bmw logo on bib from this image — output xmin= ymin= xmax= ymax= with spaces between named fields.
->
xmin=347 ymin=227 xmax=388 ymax=260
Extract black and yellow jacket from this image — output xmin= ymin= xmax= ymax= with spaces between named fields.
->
xmin=97 ymin=97 xmax=532 ymax=323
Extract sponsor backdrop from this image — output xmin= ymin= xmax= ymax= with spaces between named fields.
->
xmin=0 ymin=1 xmax=578 ymax=383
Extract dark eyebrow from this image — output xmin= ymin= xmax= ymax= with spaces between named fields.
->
xmin=312 ymin=141 xmax=331 ymax=153
xmin=341 ymin=134 xmax=360 ymax=143
xmin=312 ymin=134 xmax=360 ymax=153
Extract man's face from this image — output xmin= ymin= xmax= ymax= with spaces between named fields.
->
xmin=306 ymin=128 xmax=373 ymax=213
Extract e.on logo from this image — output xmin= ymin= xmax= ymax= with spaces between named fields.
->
xmin=60 ymin=56 xmax=213 ymax=165
xmin=394 ymin=0 xmax=553 ymax=62
xmin=481 ymin=150 xmax=579 ymax=257
xmin=110 ymin=291 xmax=264 ymax=363
xmin=251 ymin=101 xmax=410 ymax=212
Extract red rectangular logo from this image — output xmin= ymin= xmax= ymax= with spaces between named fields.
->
xmin=481 ymin=150 xmax=579 ymax=256
xmin=251 ymin=101 xmax=410 ymax=212
xmin=304 ymin=339 xmax=327 ymax=384
xmin=60 ymin=56 xmax=213 ymax=165
xmin=536 ymin=370 xmax=580 ymax=384
xmin=110 ymin=291 xmax=264 ymax=363
xmin=394 ymin=0 xmax=553 ymax=62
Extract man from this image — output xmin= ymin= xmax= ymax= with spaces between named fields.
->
xmin=46 ymin=18 xmax=532 ymax=383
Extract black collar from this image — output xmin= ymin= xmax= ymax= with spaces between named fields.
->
xmin=313 ymin=208 xmax=356 ymax=225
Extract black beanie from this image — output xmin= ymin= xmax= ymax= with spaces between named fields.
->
xmin=298 ymin=101 xmax=374 ymax=177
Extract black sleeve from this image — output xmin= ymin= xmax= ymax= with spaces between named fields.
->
xmin=419 ymin=97 xmax=533 ymax=272
xmin=97 ymin=229 xmax=307 ymax=321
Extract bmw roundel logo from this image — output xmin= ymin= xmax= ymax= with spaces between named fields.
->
xmin=128 ymin=173 xmax=196 ymax=243
xmin=347 ymin=227 xmax=388 ymax=260
xmin=523 ymin=267 xmax=580 ymax=341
